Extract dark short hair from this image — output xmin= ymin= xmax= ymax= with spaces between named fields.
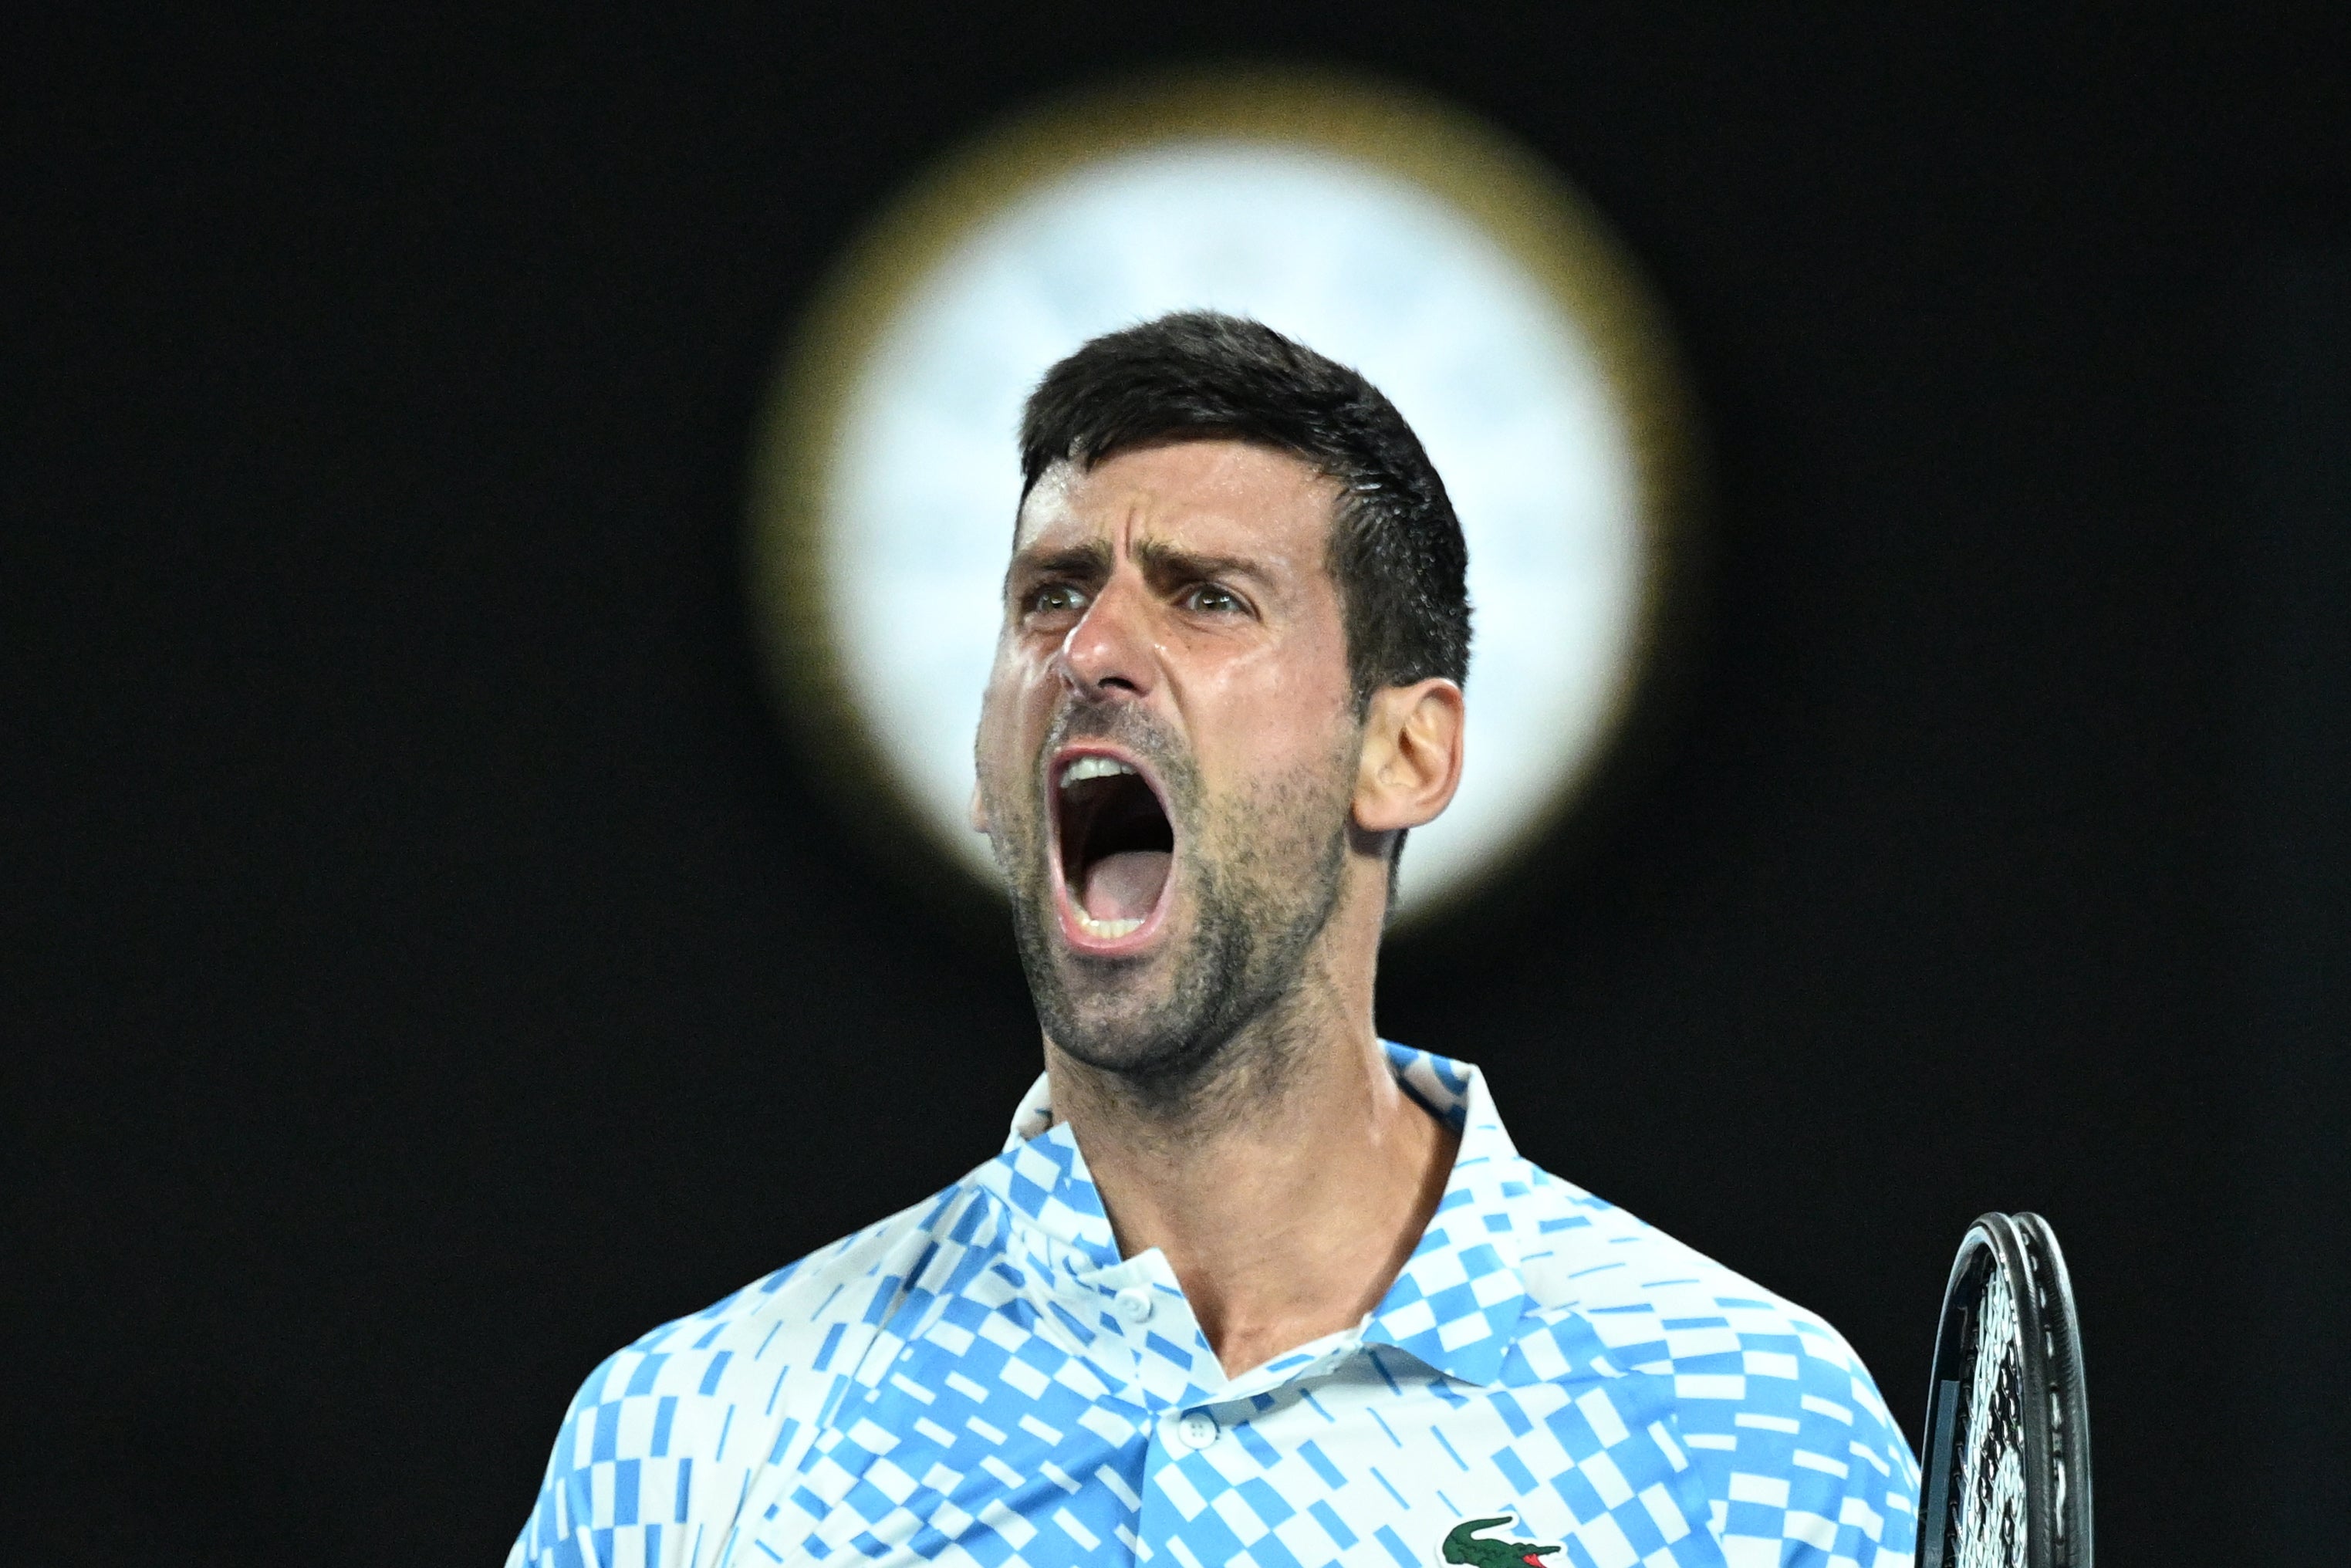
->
xmin=1018 ymin=311 xmax=1471 ymax=708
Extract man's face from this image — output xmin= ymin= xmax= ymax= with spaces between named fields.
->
xmin=973 ymin=438 xmax=1363 ymax=1083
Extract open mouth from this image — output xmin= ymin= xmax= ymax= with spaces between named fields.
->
xmin=1052 ymin=750 xmax=1174 ymax=945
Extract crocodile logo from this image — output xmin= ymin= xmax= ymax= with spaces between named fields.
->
xmin=1440 ymin=1516 xmax=1560 ymax=1567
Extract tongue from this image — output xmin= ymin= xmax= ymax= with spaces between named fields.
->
xmin=1081 ymin=850 xmax=1170 ymax=924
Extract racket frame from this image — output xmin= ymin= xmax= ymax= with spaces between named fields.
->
xmin=1917 ymin=1211 xmax=2092 ymax=1568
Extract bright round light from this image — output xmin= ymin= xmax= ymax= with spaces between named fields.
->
xmin=752 ymin=76 xmax=1691 ymax=926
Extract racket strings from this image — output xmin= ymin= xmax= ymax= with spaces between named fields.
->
xmin=1954 ymin=1263 xmax=2028 ymax=1568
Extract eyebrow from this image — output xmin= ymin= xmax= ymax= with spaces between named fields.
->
xmin=1002 ymin=536 xmax=1280 ymax=601
xmin=1009 ymin=540 xmax=1113 ymax=581
xmin=1003 ymin=539 xmax=1113 ymax=602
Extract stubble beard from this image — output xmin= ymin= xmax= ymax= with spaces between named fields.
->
xmin=985 ymin=702 xmax=1355 ymax=1117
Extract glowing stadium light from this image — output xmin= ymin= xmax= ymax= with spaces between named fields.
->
xmin=750 ymin=72 xmax=1697 ymax=928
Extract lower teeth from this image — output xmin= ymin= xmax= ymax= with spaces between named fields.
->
xmin=1077 ymin=912 xmax=1143 ymax=939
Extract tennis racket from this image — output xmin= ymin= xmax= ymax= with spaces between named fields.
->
xmin=1916 ymin=1212 xmax=2092 ymax=1568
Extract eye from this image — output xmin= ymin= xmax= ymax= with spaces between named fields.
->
xmin=1025 ymin=581 xmax=1089 ymax=617
xmin=1183 ymin=582 xmax=1245 ymax=615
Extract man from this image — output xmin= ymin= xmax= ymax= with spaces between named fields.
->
xmin=510 ymin=313 xmax=1920 ymax=1568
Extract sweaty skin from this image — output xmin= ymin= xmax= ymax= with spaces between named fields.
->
xmin=971 ymin=438 xmax=1468 ymax=1377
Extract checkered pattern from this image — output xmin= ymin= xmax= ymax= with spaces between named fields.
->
xmin=509 ymin=1046 xmax=1918 ymax=1567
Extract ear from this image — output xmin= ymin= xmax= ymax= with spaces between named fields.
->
xmin=1352 ymin=678 xmax=1464 ymax=836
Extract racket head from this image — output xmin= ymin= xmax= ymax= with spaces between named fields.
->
xmin=1917 ymin=1212 xmax=2092 ymax=1568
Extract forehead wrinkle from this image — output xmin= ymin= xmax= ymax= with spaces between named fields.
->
xmin=1127 ymin=536 xmax=1275 ymax=589
xmin=1018 ymin=447 xmax=1336 ymax=586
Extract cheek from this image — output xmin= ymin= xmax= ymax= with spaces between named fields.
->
xmin=1190 ymin=654 xmax=1356 ymax=799
xmin=976 ymin=649 xmax=1049 ymax=777
xmin=973 ymin=661 xmax=1018 ymax=776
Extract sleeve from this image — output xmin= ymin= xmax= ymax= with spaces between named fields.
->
xmin=1666 ymin=1300 xmax=1920 ymax=1568
xmin=504 ymin=1308 xmax=781 ymax=1568
xmin=502 ymin=1200 xmax=977 ymax=1565
xmin=1517 ymin=1205 xmax=1924 ymax=1568
xmin=1780 ymin=1314 xmax=1920 ymax=1568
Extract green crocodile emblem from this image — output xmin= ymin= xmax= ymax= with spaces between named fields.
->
xmin=1440 ymin=1516 xmax=1560 ymax=1567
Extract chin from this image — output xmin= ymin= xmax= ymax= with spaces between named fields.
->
xmin=1045 ymin=1002 xmax=1236 ymax=1089
xmin=1025 ymin=893 xmax=1265 ymax=1091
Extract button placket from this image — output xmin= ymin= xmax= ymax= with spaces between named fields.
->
xmin=1074 ymin=1247 xmax=1228 ymax=1414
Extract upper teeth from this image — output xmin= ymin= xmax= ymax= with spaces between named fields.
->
xmin=1059 ymin=756 xmax=1137 ymax=789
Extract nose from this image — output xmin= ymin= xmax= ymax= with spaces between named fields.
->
xmin=1052 ymin=570 xmax=1154 ymax=701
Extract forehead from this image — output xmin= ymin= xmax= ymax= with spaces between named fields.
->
xmin=1014 ymin=438 xmax=1340 ymax=558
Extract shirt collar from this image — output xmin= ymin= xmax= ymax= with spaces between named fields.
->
xmin=980 ymin=1042 xmax=1535 ymax=1389
xmin=1359 ymin=1043 xmax=1536 ymax=1387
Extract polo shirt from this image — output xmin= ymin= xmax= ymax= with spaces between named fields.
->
xmin=508 ymin=1045 xmax=1920 ymax=1568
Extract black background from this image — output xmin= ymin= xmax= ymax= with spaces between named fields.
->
xmin=8 ymin=7 xmax=2348 ymax=1565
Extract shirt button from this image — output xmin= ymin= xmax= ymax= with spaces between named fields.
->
xmin=1175 ymin=1411 xmax=1219 ymax=1449
xmin=1113 ymin=1286 xmax=1154 ymax=1323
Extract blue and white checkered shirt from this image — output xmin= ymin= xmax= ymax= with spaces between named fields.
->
xmin=509 ymin=1045 xmax=1919 ymax=1568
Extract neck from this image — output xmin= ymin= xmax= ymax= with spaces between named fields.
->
xmin=1042 ymin=860 xmax=1459 ymax=1377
